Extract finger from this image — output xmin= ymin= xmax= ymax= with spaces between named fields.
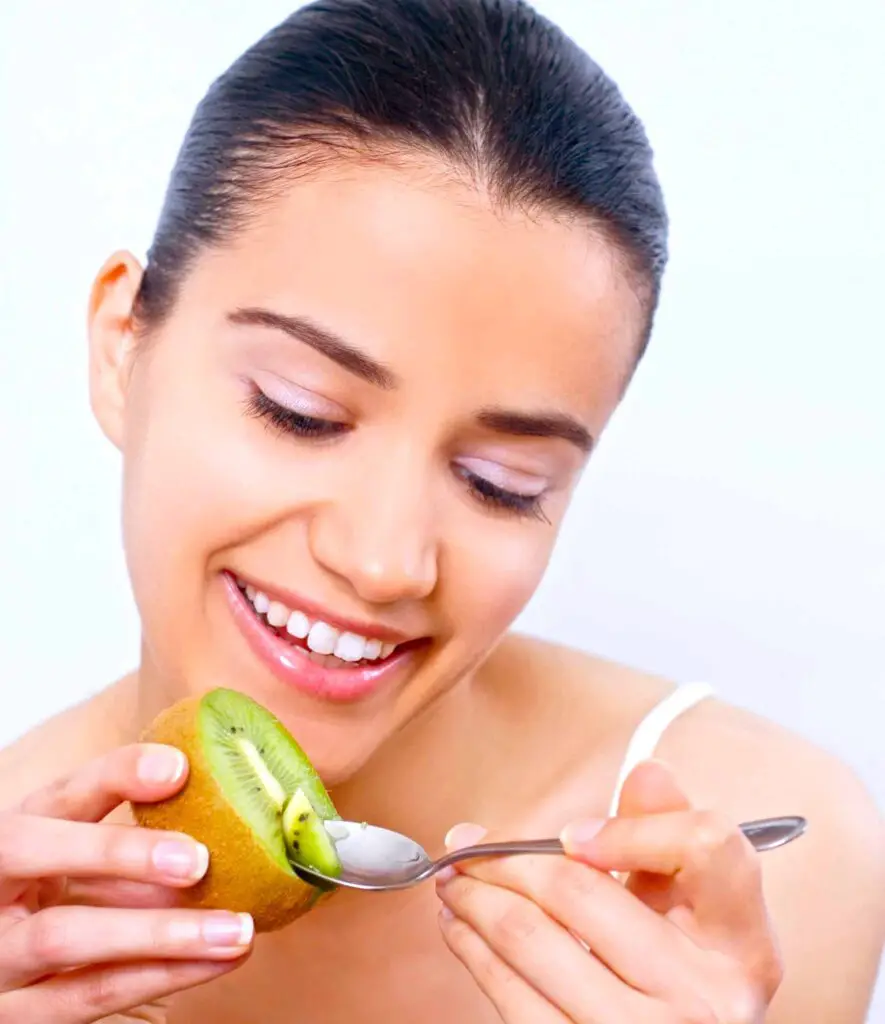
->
xmin=0 ymin=814 xmax=208 ymax=888
xmin=60 ymin=878 xmax=183 ymax=910
xmin=0 ymin=956 xmax=246 ymax=1024
xmin=561 ymin=809 xmax=767 ymax=942
xmin=609 ymin=759 xmax=695 ymax=901
xmin=17 ymin=743 xmax=188 ymax=822
xmin=446 ymin=842 xmax=703 ymax=1000
xmin=438 ymin=908 xmax=567 ymax=1024
xmin=0 ymin=905 xmax=253 ymax=990
xmin=445 ymin=822 xmax=488 ymax=849
xmin=437 ymin=872 xmax=655 ymax=1022
xmin=616 ymin=759 xmax=693 ymax=818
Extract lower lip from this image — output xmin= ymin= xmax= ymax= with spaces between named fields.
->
xmin=221 ymin=572 xmax=420 ymax=703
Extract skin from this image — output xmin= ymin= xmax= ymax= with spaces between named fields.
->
xmin=0 ymin=155 xmax=883 ymax=1024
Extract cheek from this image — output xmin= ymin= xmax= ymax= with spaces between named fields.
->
xmin=118 ymin=353 xmax=276 ymax=639
xmin=444 ymin=520 xmax=556 ymax=656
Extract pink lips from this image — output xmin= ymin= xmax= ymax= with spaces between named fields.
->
xmin=221 ymin=573 xmax=422 ymax=703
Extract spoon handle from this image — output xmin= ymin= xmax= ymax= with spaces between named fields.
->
xmin=431 ymin=814 xmax=807 ymax=875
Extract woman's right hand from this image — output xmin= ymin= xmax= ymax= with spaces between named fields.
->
xmin=0 ymin=743 xmax=253 ymax=1023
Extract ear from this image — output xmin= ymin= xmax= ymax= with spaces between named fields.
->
xmin=87 ymin=250 xmax=145 ymax=450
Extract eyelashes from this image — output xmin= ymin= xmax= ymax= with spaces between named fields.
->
xmin=454 ymin=467 xmax=550 ymax=523
xmin=245 ymin=389 xmax=348 ymax=440
xmin=244 ymin=389 xmax=550 ymax=523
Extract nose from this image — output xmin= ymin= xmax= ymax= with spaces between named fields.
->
xmin=308 ymin=457 xmax=439 ymax=606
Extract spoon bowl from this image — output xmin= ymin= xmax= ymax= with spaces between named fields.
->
xmin=293 ymin=814 xmax=808 ymax=892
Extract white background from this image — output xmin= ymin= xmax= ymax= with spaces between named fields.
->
xmin=1 ymin=0 xmax=883 ymax=1013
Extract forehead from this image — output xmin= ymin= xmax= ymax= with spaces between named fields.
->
xmin=192 ymin=158 xmax=643 ymax=421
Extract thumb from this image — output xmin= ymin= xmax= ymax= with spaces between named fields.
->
xmin=616 ymin=758 xmax=692 ymax=818
xmin=614 ymin=759 xmax=693 ymax=910
xmin=444 ymin=823 xmax=488 ymax=852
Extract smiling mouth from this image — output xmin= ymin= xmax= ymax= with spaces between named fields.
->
xmin=233 ymin=575 xmax=418 ymax=670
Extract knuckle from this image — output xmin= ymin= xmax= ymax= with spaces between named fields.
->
xmin=487 ymin=898 xmax=542 ymax=951
xmin=719 ymin=984 xmax=764 ymax=1024
xmin=532 ymin=856 xmax=604 ymax=917
xmin=559 ymin=858 xmax=606 ymax=906
xmin=760 ymin=948 xmax=785 ymax=998
xmin=102 ymin=826 xmax=140 ymax=873
xmin=26 ymin=910 xmax=72 ymax=965
xmin=454 ymin=924 xmax=520 ymax=994
xmin=688 ymin=811 xmax=740 ymax=868
xmin=21 ymin=774 xmax=71 ymax=815
xmin=705 ymin=957 xmax=772 ymax=1023
xmin=78 ymin=967 xmax=126 ymax=1015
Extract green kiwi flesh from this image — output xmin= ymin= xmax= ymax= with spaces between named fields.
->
xmin=199 ymin=688 xmax=341 ymax=877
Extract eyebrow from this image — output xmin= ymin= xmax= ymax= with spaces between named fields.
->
xmin=227 ymin=306 xmax=398 ymax=389
xmin=477 ymin=407 xmax=595 ymax=454
xmin=228 ymin=305 xmax=593 ymax=454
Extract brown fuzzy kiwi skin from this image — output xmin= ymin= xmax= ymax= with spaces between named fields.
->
xmin=130 ymin=696 xmax=333 ymax=933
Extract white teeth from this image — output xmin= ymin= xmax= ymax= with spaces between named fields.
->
xmin=266 ymin=601 xmax=289 ymax=628
xmin=286 ymin=610 xmax=310 ymax=639
xmin=239 ymin=580 xmax=402 ymax=663
xmin=306 ymin=620 xmax=339 ymax=655
xmin=335 ymin=632 xmax=367 ymax=663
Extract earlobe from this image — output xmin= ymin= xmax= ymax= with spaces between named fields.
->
xmin=87 ymin=249 xmax=144 ymax=450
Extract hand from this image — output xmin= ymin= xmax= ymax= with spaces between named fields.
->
xmin=0 ymin=744 xmax=253 ymax=1023
xmin=436 ymin=760 xmax=783 ymax=1023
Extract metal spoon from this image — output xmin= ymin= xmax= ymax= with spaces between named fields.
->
xmin=293 ymin=814 xmax=808 ymax=892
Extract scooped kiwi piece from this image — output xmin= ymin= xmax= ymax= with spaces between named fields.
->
xmin=282 ymin=788 xmax=341 ymax=877
xmin=131 ymin=687 xmax=341 ymax=932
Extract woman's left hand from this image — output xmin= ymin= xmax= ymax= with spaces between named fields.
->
xmin=436 ymin=759 xmax=784 ymax=1023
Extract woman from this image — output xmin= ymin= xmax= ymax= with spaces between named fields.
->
xmin=1 ymin=0 xmax=882 ymax=1021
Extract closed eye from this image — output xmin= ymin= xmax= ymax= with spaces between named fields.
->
xmin=244 ymin=390 xmax=348 ymax=439
xmin=456 ymin=466 xmax=550 ymax=523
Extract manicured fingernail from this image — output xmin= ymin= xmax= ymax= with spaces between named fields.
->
xmin=202 ymin=912 xmax=254 ymax=948
xmin=439 ymin=905 xmax=454 ymax=921
xmin=138 ymin=747 xmax=186 ymax=785
xmin=560 ymin=819 xmax=605 ymax=849
xmin=153 ymin=839 xmax=209 ymax=880
xmin=444 ymin=823 xmax=487 ymax=851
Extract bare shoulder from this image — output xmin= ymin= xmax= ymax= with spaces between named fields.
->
xmin=499 ymin=632 xmax=882 ymax=838
xmin=653 ymin=683 xmax=882 ymax=832
xmin=499 ymin=633 xmax=885 ymax=1022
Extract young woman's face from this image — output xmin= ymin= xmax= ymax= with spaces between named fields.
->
xmin=89 ymin=157 xmax=644 ymax=782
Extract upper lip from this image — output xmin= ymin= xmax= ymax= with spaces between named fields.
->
xmin=227 ymin=571 xmax=420 ymax=644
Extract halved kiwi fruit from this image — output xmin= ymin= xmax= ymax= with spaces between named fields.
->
xmin=131 ymin=687 xmax=341 ymax=932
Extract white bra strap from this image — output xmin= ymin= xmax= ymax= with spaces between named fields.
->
xmin=607 ymin=681 xmax=715 ymax=818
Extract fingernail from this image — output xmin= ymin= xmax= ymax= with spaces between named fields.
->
xmin=444 ymin=823 xmax=487 ymax=851
xmin=435 ymin=866 xmax=456 ymax=884
xmin=560 ymin=819 xmax=605 ymax=849
xmin=138 ymin=747 xmax=186 ymax=785
xmin=153 ymin=839 xmax=210 ymax=880
xmin=202 ymin=912 xmax=254 ymax=949
xmin=439 ymin=905 xmax=454 ymax=921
